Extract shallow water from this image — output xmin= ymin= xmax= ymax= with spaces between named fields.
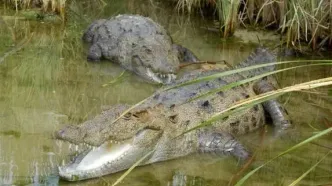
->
xmin=0 ymin=0 xmax=331 ymax=185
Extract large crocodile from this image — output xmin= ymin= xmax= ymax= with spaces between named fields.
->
xmin=56 ymin=47 xmax=291 ymax=181
xmin=83 ymin=14 xmax=198 ymax=84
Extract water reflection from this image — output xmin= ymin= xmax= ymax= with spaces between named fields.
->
xmin=0 ymin=0 xmax=331 ymax=185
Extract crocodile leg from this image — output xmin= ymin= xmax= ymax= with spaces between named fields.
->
xmin=198 ymin=130 xmax=250 ymax=161
xmin=173 ymin=44 xmax=199 ymax=63
xmin=253 ymin=79 xmax=292 ymax=136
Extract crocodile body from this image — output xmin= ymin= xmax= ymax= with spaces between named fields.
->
xmin=83 ymin=14 xmax=198 ymax=84
xmin=56 ymin=48 xmax=291 ymax=181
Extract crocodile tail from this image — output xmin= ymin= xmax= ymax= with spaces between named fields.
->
xmin=235 ymin=47 xmax=277 ymax=78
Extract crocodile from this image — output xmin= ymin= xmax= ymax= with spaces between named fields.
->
xmin=83 ymin=14 xmax=198 ymax=84
xmin=56 ymin=47 xmax=291 ymax=181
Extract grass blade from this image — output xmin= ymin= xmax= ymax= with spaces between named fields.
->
xmin=165 ymin=60 xmax=332 ymax=90
xmin=288 ymin=151 xmax=331 ymax=186
xmin=235 ymin=127 xmax=332 ymax=186
xmin=102 ymin=70 xmax=127 ymax=87
xmin=110 ymin=96 xmax=150 ymax=125
xmin=111 ymin=149 xmax=155 ymax=186
xmin=187 ymin=63 xmax=332 ymax=102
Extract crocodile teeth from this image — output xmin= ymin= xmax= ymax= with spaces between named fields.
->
xmin=146 ymin=68 xmax=163 ymax=83
xmin=172 ymin=74 xmax=176 ymax=79
xmin=167 ymin=74 xmax=171 ymax=83
xmin=146 ymin=68 xmax=176 ymax=84
xmin=165 ymin=74 xmax=176 ymax=84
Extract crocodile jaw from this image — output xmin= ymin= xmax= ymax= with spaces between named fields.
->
xmin=131 ymin=54 xmax=178 ymax=84
xmin=58 ymin=140 xmax=134 ymax=181
xmin=58 ymin=128 xmax=162 ymax=181
xmin=146 ymin=68 xmax=176 ymax=84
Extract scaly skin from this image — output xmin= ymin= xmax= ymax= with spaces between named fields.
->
xmin=56 ymin=48 xmax=291 ymax=181
xmin=83 ymin=14 xmax=198 ymax=84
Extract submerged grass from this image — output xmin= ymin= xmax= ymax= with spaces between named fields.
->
xmin=102 ymin=70 xmax=128 ymax=87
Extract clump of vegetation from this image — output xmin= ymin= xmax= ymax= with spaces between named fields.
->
xmin=176 ymin=0 xmax=332 ymax=50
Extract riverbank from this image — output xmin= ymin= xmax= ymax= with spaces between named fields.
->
xmin=175 ymin=0 xmax=332 ymax=51
xmin=4 ymin=0 xmax=331 ymax=51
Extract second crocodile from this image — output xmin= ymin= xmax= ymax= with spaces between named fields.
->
xmin=83 ymin=14 xmax=198 ymax=84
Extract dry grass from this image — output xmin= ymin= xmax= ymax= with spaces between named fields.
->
xmin=176 ymin=0 xmax=332 ymax=50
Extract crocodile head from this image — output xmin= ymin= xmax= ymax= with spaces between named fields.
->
xmin=129 ymin=37 xmax=179 ymax=84
xmin=82 ymin=15 xmax=181 ymax=84
xmin=57 ymin=127 xmax=165 ymax=181
xmin=56 ymin=105 xmax=198 ymax=181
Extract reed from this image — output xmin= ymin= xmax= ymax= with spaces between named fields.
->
xmin=176 ymin=0 xmax=332 ymax=50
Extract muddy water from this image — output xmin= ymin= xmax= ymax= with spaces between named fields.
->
xmin=0 ymin=0 xmax=331 ymax=185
